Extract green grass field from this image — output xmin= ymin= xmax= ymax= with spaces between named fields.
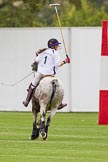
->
xmin=0 ymin=112 xmax=108 ymax=162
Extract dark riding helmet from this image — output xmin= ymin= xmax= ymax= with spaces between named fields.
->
xmin=48 ymin=38 xmax=61 ymax=48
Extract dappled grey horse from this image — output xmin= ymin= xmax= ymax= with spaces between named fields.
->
xmin=30 ymin=76 xmax=64 ymax=140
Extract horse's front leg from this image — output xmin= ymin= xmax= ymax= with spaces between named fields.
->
xmin=30 ymin=108 xmax=39 ymax=140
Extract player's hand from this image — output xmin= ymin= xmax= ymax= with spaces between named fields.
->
xmin=65 ymin=57 xmax=71 ymax=63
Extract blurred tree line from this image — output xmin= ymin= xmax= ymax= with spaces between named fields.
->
xmin=0 ymin=0 xmax=108 ymax=27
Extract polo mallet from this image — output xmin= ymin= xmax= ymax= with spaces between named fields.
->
xmin=49 ymin=3 xmax=69 ymax=59
xmin=1 ymin=72 xmax=33 ymax=87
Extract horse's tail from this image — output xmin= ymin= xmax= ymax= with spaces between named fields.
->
xmin=49 ymin=79 xmax=58 ymax=105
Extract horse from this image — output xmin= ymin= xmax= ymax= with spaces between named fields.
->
xmin=29 ymin=76 xmax=65 ymax=140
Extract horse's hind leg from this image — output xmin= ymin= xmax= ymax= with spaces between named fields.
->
xmin=39 ymin=103 xmax=47 ymax=139
xmin=30 ymin=109 xmax=39 ymax=140
xmin=43 ymin=108 xmax=57 ymax=140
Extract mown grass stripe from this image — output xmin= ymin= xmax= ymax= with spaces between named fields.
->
xmin=0 ymin=112 xmax=108 ymax=162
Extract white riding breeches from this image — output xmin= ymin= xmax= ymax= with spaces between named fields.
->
xmin=32 ymin=72 xmax=44 ymax=87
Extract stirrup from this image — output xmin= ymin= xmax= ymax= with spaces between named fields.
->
xmin=58 ymin=103 xmax=67 ymax=110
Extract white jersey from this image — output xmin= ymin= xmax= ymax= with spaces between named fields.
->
xmin=35 ymin=48 xmax=61 ymax=75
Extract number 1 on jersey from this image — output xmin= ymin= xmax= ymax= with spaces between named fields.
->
xmin=44 ymin=56 xmax=47 ymax=64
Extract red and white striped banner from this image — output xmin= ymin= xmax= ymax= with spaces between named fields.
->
xmin=99 ymin=20 xmax=108 ymax=124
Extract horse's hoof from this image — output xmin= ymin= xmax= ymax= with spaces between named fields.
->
xmin=29 ymin=136 xmax=35 ymax=140
xmin=40 ymin=130 xmax=46 ymax=139
xmin=29 ymin=135 xmax=38 ymax=140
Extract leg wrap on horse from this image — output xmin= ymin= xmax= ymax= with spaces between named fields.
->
xmin=31 ymin=128 xmax=39 ymax=140
xmin=40 ymin=120 xmax=46 ymax=139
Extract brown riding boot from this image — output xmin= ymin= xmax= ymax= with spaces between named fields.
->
xmin=23 ymin=84 xmax=35 ymax=107
xmin=27 ymin=83 xmax=32 ymax=92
